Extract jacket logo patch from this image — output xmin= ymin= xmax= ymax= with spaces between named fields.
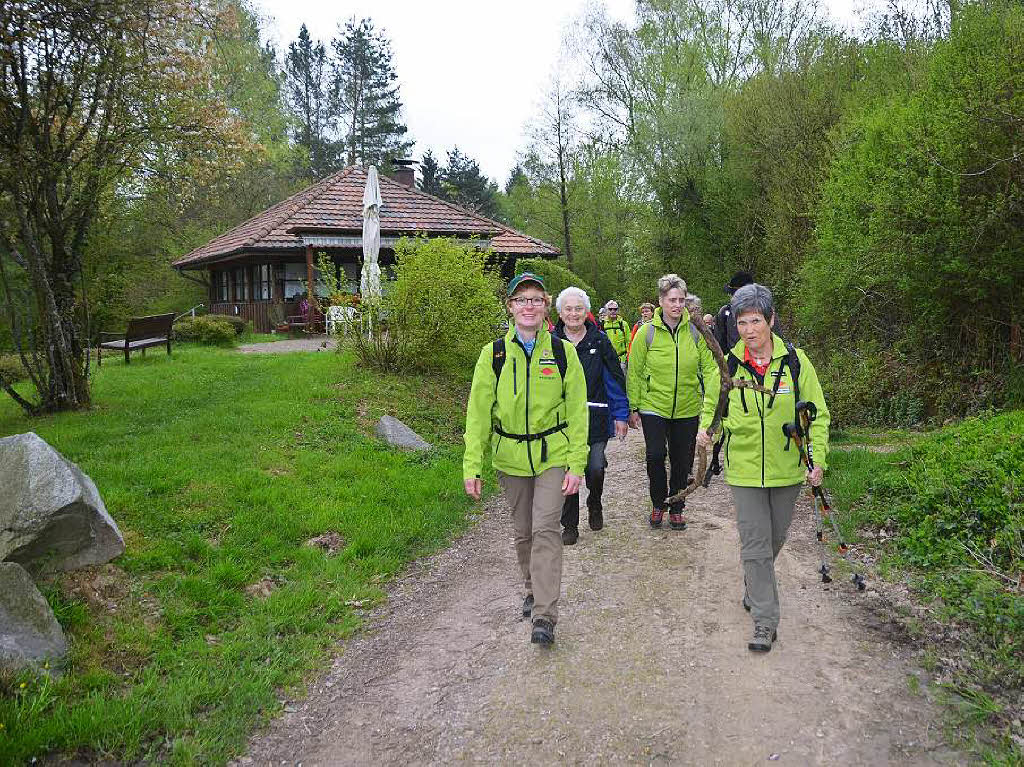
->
xmin=541 ymin=367 xmax=555 ymax=376
xmin=589 ymin=348 xmax=597 ymax=354
xmin=776 ymin=386 xmax=792 ymax=395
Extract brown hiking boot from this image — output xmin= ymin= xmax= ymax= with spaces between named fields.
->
xmin=669 ymin=512 xmax=687 ymax=530
xmin=649 ymin=507 xmax=665 ymax=528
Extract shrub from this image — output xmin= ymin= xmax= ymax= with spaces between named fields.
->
xmin=0 ymin=354 xmax=28 ymax=384
xmin=216 ymin=315 xmax=248 ymax=336
xmin=173 ymin=316 xmax=236 ymax=346
xmin=381 ymin=237 xmax=503 ymax=374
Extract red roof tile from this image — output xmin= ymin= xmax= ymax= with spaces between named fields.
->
xmin=173 ymin=166 xmax=559 ymax=267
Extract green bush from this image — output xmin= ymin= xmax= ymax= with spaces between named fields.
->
xmin=516 ymin=258 xmax=599 ymax=316
xmin=216 ymin=315 xmax=249 ymax=336
xmin=383 ymin=237 xmax=503 ymax=373
xmin=0 ymin=354 xmax=28 ymax=384
xmin=172 ymin=316 xmax=237 ymax=346
xmin=843 ymin=411 xmax=1023 ymax=691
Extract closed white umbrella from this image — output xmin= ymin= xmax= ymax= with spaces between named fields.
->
xmin=360 ymin=166 xmax=383 ymax=301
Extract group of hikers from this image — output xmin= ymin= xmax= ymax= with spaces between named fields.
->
xmin=462 ymin=269 xmax=831 ymax=653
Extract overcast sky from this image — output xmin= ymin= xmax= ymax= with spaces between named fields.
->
xmin=255 ymin=0 xmax=862 ymax=185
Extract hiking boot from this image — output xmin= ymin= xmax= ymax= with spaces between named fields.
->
xmin=561 ymin=526 xmax=579 ymax=545
xmin=588 ymin=508 xmax=604 ymax=531
xmin=649 ymin=508 xmax=665 ymax=528
xmin=531 ymin=617 xmax=555 ymax=645
xmin=669 ymin=512 xmax=687 ymax=530
xmin=522 ymin=594 xmax=534 ymax=618
xmin=748 ymin=624 xmax=777 ymax=653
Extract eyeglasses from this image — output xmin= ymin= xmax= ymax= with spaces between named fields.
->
xmin=511 ymin=296 xmax=546 ymax=307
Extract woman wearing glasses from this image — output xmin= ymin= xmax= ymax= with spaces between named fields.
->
xmin=626 ymin=274 xmax=719 ymax=531
xmin=463 ymin=272 xmax=589 ymax=646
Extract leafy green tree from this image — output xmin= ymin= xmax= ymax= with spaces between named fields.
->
xmin=439 ymin=148 xmax=501 ymax=219
xmin=418 ymin=150 xmax=444 ymax=196
xmin=0 ymin=0 xmax=246 ymax=414
xmin=332 ymin=17 xmax=413 ymax=167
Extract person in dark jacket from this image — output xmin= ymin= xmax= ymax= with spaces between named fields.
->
xmin=554 ymin=287 xmax=629 ymax=545
xmin=713 ymin=271 xmax=755 ymax=352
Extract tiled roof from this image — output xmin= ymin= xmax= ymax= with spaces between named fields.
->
xmin=173 ymin=166 xmax=559 ymax=267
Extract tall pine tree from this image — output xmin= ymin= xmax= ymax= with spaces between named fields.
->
xmin=332 ymin=18 xmax=413 ymax=167
xmin=284 ymin=24 xmax=337 ymax=178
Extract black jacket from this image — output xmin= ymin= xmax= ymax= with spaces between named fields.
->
xmin=553 ymin=319 xmax=629 ymax=444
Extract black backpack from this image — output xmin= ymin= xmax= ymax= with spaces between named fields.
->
xmin=491 ymin=335 xmax=568 ymax=392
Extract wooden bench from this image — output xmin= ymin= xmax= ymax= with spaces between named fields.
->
xmin=97 ymin=313 xmax=175 ymax=366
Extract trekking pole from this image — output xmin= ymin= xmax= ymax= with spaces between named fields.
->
xmin=783 ymin=419 xmax=832 ymax=583
xmin=793 ymin=403 xmax=867 ymax=591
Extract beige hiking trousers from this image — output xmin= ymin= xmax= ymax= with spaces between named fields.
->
xmin=497 ymin=467 xmax=566 ymax=625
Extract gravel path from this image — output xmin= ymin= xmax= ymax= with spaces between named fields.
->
xmin=237 ymin=437 xmax=960 ymax=766
xmin=237 ymin=337 xmax=336 ymax=353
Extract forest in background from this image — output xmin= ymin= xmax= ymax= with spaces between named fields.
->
xmin=1 ymin=0 xmax=1021 ymax=425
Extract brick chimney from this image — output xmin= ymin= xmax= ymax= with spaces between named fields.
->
xmin=390 ymin=158 xmax=416 ymax=188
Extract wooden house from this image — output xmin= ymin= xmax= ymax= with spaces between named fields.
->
xmin=172 ymin=165 xmax=559 ymax=332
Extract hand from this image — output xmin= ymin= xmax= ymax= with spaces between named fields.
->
xmin=628 ymin=412 xmax=641 ymax=430
xmin=614 ymin=420 xmax=628 ymax=441
xmin=807 ymin=466 xmax=823 ymax=487
xmin=696 ymin=429 xmax=713 ymax=449
xmin=562 ymin=472 xmax=583 ymax=496
xmin=464 ymin=478 xmax=481 ymax=500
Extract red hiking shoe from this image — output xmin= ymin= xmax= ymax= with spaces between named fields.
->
xmin=669 ymin=512 xmax=687 ymax=530
xmin=649 ymin=508 xmax=665 ymax=528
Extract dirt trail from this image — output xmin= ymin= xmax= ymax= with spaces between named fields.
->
xmin=238 ymin=438 xmax=960 ymax=766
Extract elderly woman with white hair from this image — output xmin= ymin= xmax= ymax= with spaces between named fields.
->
xmin=553 ymin=286 xmax=629 ymax=544
xmin=696 ymin=283 xmax=830 ymax=653
xmin=627 ymin=274 xmax=719 ymax=531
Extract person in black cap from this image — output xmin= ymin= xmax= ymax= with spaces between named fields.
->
xmin=713 ymin=271 xmax=755 ymax=352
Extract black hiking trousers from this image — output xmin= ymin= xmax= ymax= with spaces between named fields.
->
xmin=640 ymin=413 xmax=699 ymax=512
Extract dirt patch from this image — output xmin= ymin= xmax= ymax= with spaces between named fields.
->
xmin=245 ymin=575 xmax=285 ymax=600
xmin=237 ymin=438 xmax=963 ymax=766
xmin=305 ymin=533 xmax=346 ymax=557
xmin=237 ymin=337 xmax=336 ymax=354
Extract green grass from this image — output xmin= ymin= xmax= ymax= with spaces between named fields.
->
xmin=828 ymin=411 xmax=1023 ymax=762
xmin=0 ymin=344 xmax=476 ymax=764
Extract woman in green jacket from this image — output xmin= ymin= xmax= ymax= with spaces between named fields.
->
xmin=463 ymin=272 xmax=589 ymax=646
xmin=626 ymin=274 xmax=719 ymax=530
xmin=696 ymin=283 xmax=830 ymax=653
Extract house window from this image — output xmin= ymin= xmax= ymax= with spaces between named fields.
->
xmin=216 ymin=271 xmax=229 ymax=302
xmin=283 ymin=262 xmax=331 ymax=299
xmin=255 ymin=265 xmax=272 ymax=300
xmin=233 ymin=267 xmax=250 ymax=301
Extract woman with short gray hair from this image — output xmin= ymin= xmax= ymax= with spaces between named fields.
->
xmin=627 ymin=274 xmax=719 ymax=530
xmin=696 ymin=283 xmax=831 ymax=653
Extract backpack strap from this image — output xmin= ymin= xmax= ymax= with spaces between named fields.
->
xmin=550 ymin=334 xmax=568 ymax=383
xmin=492 ymin=338 xmax=506 ymax=395
xmin=645 ymin=322 xmax=655 ymax=348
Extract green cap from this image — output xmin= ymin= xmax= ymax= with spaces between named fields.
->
xmin=507 ymin=272 xmax=545 ymax=294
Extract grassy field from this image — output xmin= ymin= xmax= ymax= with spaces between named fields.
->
xmin=0 ymin=343 xmax=477 ymax=764
xmin=827 ymin=412 xmax=1023 ymax=761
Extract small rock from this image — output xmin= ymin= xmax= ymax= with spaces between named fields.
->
xmin=375 ymin=416 xmax=431 ymax=451
xmin=0 ymin=562 xmax=67 ymax=675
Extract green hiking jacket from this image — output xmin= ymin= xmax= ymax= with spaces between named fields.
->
xmin=702 ymin=334 xmax=831 ymax=488
xmin=626 ymin=308 xmax=719 ymax=422
xmin=463 ymin=327 xmax=589 ymax=480
xmin=602 ymin=317 xmax=630 ymax=359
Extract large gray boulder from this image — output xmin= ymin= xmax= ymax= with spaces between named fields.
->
xmin=0 ymin=432 xmax=124 ymax=574
xmin=0 ymin=562 xmax=67 ymax=674
xmin=375 ymin=415 xmax=431 ymax=451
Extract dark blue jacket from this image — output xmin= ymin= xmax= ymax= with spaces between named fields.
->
xmin=554 ymin=319 xmax=629 ymax=444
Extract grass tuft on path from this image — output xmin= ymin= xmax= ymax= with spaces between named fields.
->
xmin=0 ymin=344 xmax=475 ymax=764
xmin=828 ymin=410 xmax=1023 ymax=760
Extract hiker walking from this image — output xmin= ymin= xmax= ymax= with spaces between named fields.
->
xmin=463 ymin=272 xmax=589 ymax=646
xmin=713 ymin=271 xmax=755 ymax=352
xmin=626 ymin=274 xmax=719 ymax=530
xmin=696 ymin=284 xmax=830 ymax=653
xmin=627 ymin=302 xmax=656 ymax=359
xmin=601 ymin=300 xmax=630 ymax=364
xmin=553 ymin=287 xmax=629 ymax=545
